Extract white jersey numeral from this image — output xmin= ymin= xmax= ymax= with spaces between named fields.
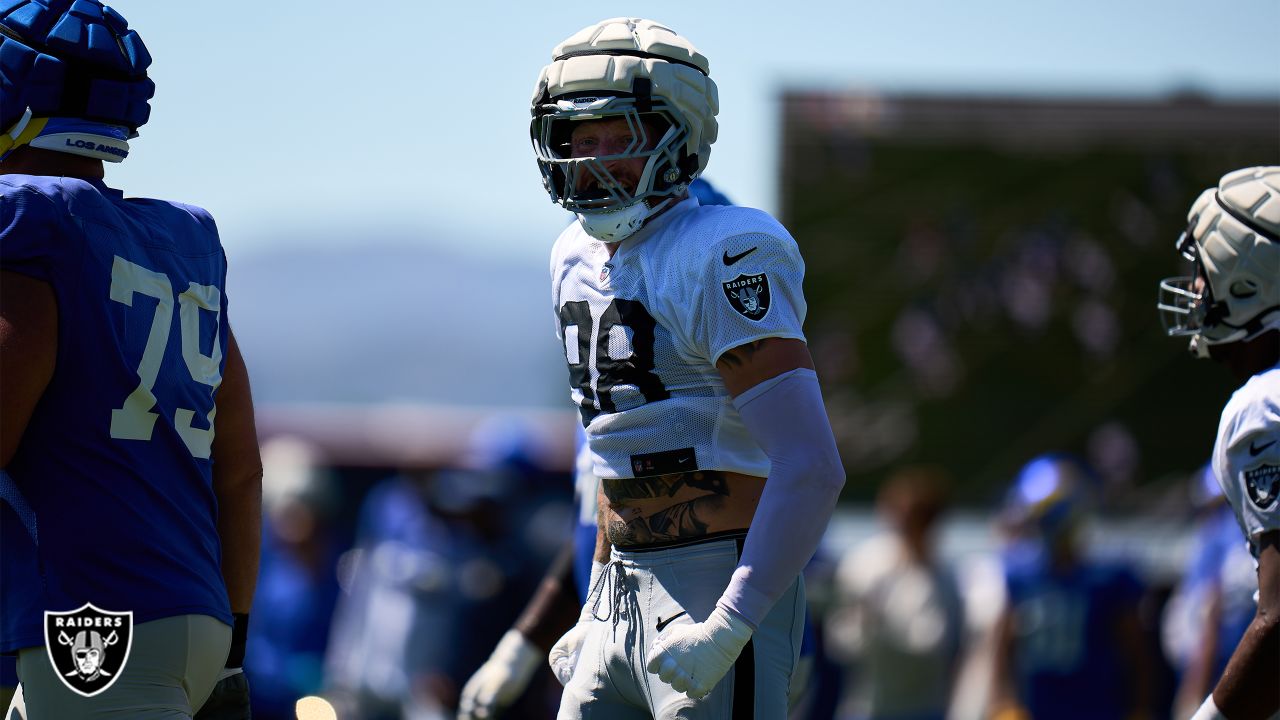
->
xmin=108 ymin=256 xmax=222 ymax=458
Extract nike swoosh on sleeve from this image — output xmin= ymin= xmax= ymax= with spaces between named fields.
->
xmin=722 ymin=247 xmax=758 ymax=266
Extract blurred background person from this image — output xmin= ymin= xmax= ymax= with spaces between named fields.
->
xmin=245 ymin=438 xmax=343 ymax=720
xmin=323 ymin=467 xmax=501 ymax=720
xmin=1160 ymin=465 xmax=1257 ymax=720
xmin=323 ymin=420 xmax=567 ymax=720
xmin=826 ymin=466 xmax=965 ymax=720
xmin=988 ymin=454 xmax=1152 ymax=720
xmin=456 ymin=434 xmax=591 ymax=720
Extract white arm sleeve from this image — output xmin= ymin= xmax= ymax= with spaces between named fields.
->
xmin=718 ymin=368 xmax=845 ymax=627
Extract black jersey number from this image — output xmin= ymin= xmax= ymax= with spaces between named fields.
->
xmin=558 ymin=299 xmax=670 ymax=426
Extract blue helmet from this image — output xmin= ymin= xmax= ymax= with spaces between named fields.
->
xmin=1001 ymin=453 xmax=1098 ymax=545
xmin=0 ymin=0 xmax=154 ymax=162
xmin=1188 ymin=462 xmax=1223 ymax=510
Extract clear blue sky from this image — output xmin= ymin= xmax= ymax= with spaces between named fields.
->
xmin=107 ymin=1 xmax=1279 ymax=263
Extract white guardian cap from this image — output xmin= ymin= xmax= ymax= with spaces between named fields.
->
xmin=1159 ymin=166 xmax=1280 ymax=358
xmin=531 ymin=17 xmax=719 ymax=242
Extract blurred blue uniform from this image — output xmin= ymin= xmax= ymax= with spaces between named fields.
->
xmin=1003 ymin=548 xmax=1144 ymax=720
xmin=327 ymin=470 xmax=547 ymax=718
xmin=1177 ymin=504 xmax=1256 ymax=681
xmin=325 ymin=476 xmax=461 ymax=711
xmin=572 ymin=425 xmax=596 ymax=602
xmin=1 ymin=176 xmax=232 ymax=652
xmin=247 ymin=518 xmax=341 ymax=718
xmin=0 ymin=656 xmax=15 ymax=688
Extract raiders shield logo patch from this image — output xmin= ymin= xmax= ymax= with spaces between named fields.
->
xmin=1243 ymin=464 xmax=1280 ymax=510
xmin=44 ymin=604 xmax=133 ymax=697
xmin=722 ymin=273 xmax=771 ymax=321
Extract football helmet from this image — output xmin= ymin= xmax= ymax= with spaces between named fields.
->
xmin=530 ymin=17 xmax=719 ymax=242
xmin=0 ymin=0 xmax=154 ymax=163
xmin=1187 ymin=462 xmax=1222 ymax=511
xmin=1001 ymin=453 xmax=1097 ymax=546
xmin=1158 ymin=166 xmax=1280 ymax=358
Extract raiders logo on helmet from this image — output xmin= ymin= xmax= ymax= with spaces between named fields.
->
xmin=723 ymin=273 xmax=771 ymax=321
xmin=44 ymin=604 xmax=133 ymax=697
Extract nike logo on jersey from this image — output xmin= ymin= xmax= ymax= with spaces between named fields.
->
xmin=1250 ymin=439 xmax=1277 ymax=457
xmin=722 ymin=247 xmax=758 ymax=266
xmin=655 ymin=611 xmax=688 ymax=632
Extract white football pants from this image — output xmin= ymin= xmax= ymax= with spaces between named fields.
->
xmin=557 ymin=534 xmax=805 ymax=720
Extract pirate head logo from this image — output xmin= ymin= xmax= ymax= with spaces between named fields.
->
xmin=1243 ymin=463 xmax=1279 ymax=511
xmin=722 ymin=273 xmax=771 ymax=321
xmin=44 ymin=604 xmax=133 ymax=697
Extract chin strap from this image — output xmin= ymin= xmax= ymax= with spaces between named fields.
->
xmin=576 ymin=197 xmax=675 ymax=243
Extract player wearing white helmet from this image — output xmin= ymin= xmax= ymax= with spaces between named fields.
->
xmin=457 ymin=182 xmax=744 ymax=720
xmin=532 ymin=17 xmax=845 ymax=719
xmin=1159 ymin=166 xmax=1280 ymax=720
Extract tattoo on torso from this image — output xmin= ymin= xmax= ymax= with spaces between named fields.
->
xmin=600 ymin=471 xmax=732 ymax=547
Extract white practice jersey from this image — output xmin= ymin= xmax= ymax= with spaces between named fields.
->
xmin=1212 ymin=362 xmax=1280 ymax=557
xmin=549 ymin=197 xmax=807 ymax=479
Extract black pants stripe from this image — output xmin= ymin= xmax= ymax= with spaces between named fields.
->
xmin=732 ymin=536 xmax=755 ymax=719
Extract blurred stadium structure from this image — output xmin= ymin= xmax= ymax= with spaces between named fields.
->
xmin=781 ymin=91 xmax=1278 ymax=503
xmin=256 ymin=405 xmax=576 ymax=471
xmin=231 ymin=91 xmax=1278 ymax=719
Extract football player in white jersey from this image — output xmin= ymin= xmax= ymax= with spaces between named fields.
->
xmin=1158 ymin=166 xmax=1280 ymax=720
xmin=531 ymin=17 xmax=846 ymax=719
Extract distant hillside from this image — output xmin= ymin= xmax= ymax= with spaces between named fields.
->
xmin=228 ymin=242 xmax=567 ymax=409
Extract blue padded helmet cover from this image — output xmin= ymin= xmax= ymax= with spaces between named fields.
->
xmin=1 ymin=0 xmax=154 ymax=136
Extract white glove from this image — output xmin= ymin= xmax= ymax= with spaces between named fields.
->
xmin=548 ymin=561 xmax=606 ymax=687
xmin=457 ymin=630 xmax=542 ymax=720
xmin=645 ymin=605 xmax=753 ymax=699
xmin=548 ymin=617 xmax=591 ymax=687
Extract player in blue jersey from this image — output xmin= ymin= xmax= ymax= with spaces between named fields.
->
xmin=0 ymin=2 xmax=261 ymax=718
xmin=1163 ymin=466 xmax=1257 ymax=718
xmin=1158 ymin=167 xmax=1279 ymax=720
xmin=0 ymin=645 xmax=15 ymax=711
xmin=988 ymin=455 xmax=1152 ymax=720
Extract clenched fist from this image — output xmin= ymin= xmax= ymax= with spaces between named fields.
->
xmin=645 ymin=606 xmax=753 ymax=699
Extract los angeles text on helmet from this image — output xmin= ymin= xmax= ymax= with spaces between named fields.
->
xmin=52 ymin=616 xmax=125 ymax=628
xmin=64 ymin=139 xmax=128 ymax=159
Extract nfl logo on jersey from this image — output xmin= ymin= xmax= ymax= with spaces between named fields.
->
xmin=44 ymin=604 xmax=134 ymax=697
